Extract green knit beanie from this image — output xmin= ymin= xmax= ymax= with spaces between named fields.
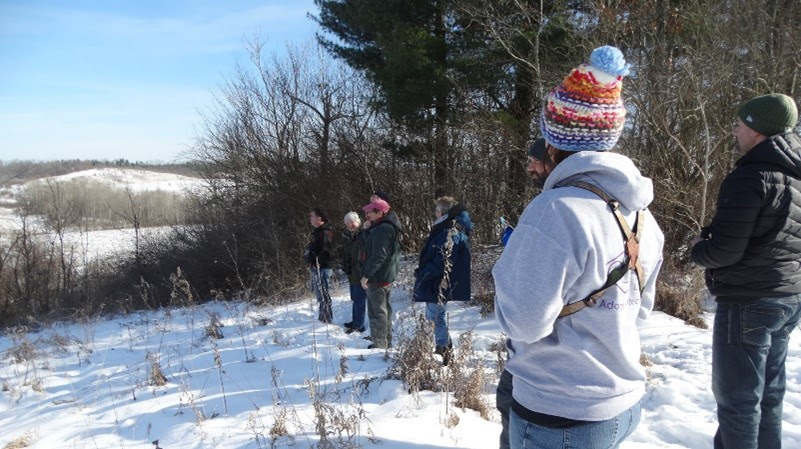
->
xmin=737 ymin=93 xmax=798 ymax=136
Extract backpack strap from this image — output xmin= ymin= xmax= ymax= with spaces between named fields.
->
xmin=558 ymin=181 xmax=646 ymax=318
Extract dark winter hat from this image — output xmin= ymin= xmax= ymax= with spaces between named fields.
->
xmin=527 ymin=138 xmax=546 ymax=160
xmin=737 ymin=94 xmax=798 ymax=136
xmin=373 ymin=191 xmax=389 ymax=202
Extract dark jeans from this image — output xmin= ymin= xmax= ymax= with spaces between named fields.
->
xmin=310 ymin=267 xmax=333 ymax=323
xmin=713 ymin=294 xmax=801 ymax=449
xmin=349 ymin=282 xmax=367 ymax=329
xmin=497 ymin=369 xmax=514 ymax=449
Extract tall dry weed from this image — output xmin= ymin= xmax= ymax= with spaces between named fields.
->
xmin=390 ymin=314 xmax=443 ymax=394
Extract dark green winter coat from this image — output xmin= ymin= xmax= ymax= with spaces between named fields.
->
xmin=361 ymin=211 xmax=402 ymax=284
xmin=341 ymin=228 xmax=365 ymax=284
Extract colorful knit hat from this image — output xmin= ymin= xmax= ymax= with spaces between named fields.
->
xmin=540 ymin=45 xmax=630 ymax=152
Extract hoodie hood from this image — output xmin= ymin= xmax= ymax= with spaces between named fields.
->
xmin=544 ymin=151 xmax=654 ymax=211
xmin=447 ymin=204 xmax=474 ymax=234
xmin=452 ymin=209 xmax=473 ymax=234
xmin=375 ymin=210 xmax=402 ymax=233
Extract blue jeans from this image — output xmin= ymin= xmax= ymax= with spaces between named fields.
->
xmin=349 ymin=282 xmax=367 ymax=329
xmin=425 ymin=302 xmax=450 ymax=347
xmin=712 ymin=295 xmax=801 ymax=449
xmin=309 ymin=268 xmax=333 ymax=323
xmin=509 ymin=401 xmax=641 ymax=449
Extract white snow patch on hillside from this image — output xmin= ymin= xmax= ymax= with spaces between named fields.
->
xmin=26 ymin=168 xmax=204 ymax=195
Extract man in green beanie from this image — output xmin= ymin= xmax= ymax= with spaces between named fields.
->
xmin=691 ymin=93 xmax=800 ymax=449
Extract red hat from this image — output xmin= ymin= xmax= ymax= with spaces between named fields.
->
xmin=362 ymin=199 xmax=390 ymax=213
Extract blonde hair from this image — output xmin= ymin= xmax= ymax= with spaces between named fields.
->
xmin=435 ymin=196 xmax=457 ymax=215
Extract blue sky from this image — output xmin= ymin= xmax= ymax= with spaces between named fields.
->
xmin=0 ymin=0 xmax=318 ymax=163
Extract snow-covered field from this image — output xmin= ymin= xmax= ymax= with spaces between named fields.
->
xmin=0 ymin=279 xmax=799 ymax=449
xmin=0 ymin=168 xmax=201 ymax=260
xmin=20 ymin=168 xmax=205 ymax=195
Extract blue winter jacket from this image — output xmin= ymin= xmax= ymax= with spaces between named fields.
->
xmin=413 ymin=205 xmax=472 ymax=303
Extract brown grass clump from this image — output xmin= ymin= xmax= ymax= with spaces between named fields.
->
xmin=448 ymin=332 xmax=491 ymax=420
xmin=205 ymin=312 xmax=224 ymax=339
xmin=146 ymin=352 xmax=168 ymax=386
xmin=3 ymin=432 xmax=33 ymax=449
xmin=654 ymin=267 xmax=707 ymax=329
xmin=390 ymin=314 xmax=443 ymax=394
xmin=269 ymin=408 xmax=289 ymax=439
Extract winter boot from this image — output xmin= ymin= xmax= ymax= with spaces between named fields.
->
xmin=435 ymin=341 xmax=454 ymax=366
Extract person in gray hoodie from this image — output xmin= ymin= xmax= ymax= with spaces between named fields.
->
xmin=493 ymin=46 xmax=664 ymax=449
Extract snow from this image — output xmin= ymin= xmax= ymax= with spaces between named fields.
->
xmin=26 ymin=168 xmax=204 ymax=195
xmin=0 ymin=168 xmax=200 ymax=261
xmin=0 ymin=205 xmax=169 ymax=261
xmin=1 ymin=279 xmax=800 ymax=449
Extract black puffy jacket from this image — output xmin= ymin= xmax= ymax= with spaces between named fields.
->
xmin=691 ymin=132 xmax=801 ymax=302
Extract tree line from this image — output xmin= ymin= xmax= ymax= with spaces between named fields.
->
xmin=1 ymin=0 xmax=799 ymax=326
xmin=178 ymin=0 xmax=799 ymax=319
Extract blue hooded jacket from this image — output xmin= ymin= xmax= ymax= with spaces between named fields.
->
xmin=413 ymin=204 xmax=472 ymax=303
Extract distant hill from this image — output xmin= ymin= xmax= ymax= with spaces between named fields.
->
xmin=0 ymin=159 xmax=201 ymax=186
xmin=27 ymin=167 xmax=205 ymax=195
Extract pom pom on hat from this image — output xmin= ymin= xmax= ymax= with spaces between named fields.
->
xmin=589 ymin=46 xmax=630 ymax=78
xmin=540 ymin=45 xmax=629 ymax=152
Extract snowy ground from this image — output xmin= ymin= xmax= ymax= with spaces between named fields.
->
xmin=0 ymin=168 xmax=200 ymax=261
xmin=21 ymin=168 xmax=204 ymax=195
xmin=1 ymin=277 xmax=800 ymax=449
xmin=0 ymin=204 xmax=169 ymax=261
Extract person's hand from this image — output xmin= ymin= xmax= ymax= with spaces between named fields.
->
xmin=360 ymin=277 xmax=369 ymax=290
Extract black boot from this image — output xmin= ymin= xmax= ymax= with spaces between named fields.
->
xmin=435 ymin=341 xmax=454 ymax=366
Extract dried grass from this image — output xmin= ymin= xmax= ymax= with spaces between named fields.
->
xmin=390 ymin=314 xmax=443 ymax=394
xmin=146 ymin=352 xmax=168 ymax=386
xmin=448 ymin=332 xmax=491 ymax=420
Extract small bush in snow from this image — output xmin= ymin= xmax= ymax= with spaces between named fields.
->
xmin=390 ymin=314 xmax=443 ymax=394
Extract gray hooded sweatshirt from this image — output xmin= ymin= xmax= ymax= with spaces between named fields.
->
xmin=493 ymin=151 xmax=664 ymax=421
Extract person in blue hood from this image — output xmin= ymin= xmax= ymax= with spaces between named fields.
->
xmin=493 ymin=46 xmax=664 ymax=449
xmin=413 ymin=196 xmax=472 ymax=365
